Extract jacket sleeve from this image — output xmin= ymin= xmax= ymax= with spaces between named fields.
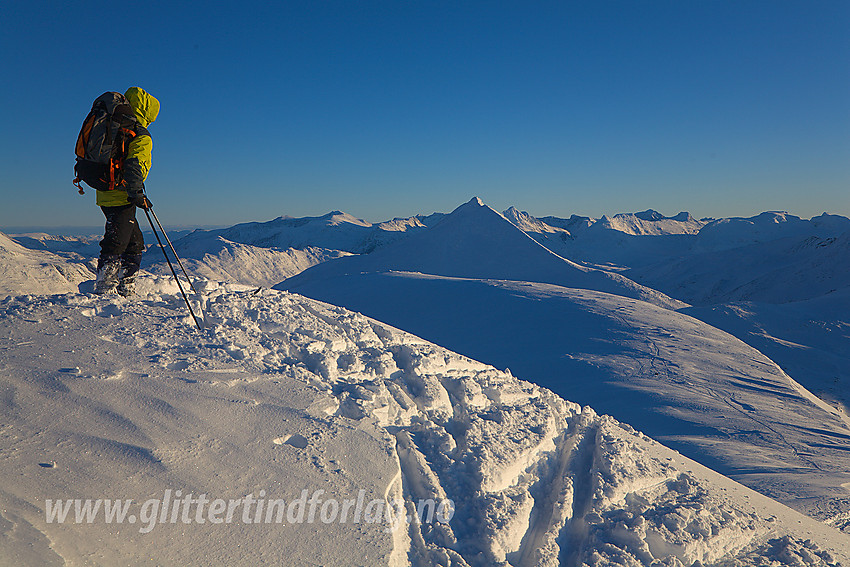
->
xmin=123 ymin=134 xmax=153 ymax=195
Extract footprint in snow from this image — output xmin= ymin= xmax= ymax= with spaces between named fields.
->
xmin=97 ymin=304 xmax=122 ymax=318
xmin=167 ymin=360 xmax=190 ymax=371
xmin=273 ymin=434 xmax=309 ymax=449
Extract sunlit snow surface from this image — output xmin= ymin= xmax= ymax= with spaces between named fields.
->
xmin=0 ymin=279 xmax=846 ymax=565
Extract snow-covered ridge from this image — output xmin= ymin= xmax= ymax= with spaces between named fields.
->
xmin=0 ymin=231 xmax=94 ymax=297
xmin=173 ymin=209 xmax=443 ymax=255
xmin=281 ymin=197 xmax=686 ymax=310
xmin=630 ymin=226 xmax=850 ymax=304
xmin=0 ymin=279 xmax=846 ymax=565
xmin=502 ymin=206 xmax=850 ymax=302
xmin=144 ymin=236 xmax=350 ymax=288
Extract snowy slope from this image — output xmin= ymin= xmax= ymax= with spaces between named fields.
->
xmin=0 ymin=279 xmax=847 ymax=565
xmin=682 ymin=289 xmax=850 ymax=532
xmin=693 ymin=212 xmax=850 ymax=253
xmin=502 ymin=208 xmax=704 ymax=240
xmin=280 ymin=270 xmax=850 ymax=524
xmin=0 ymin=232 xmax=94 ymax=298
xmin=283 ymin=198 xmax=685 ymax=310
xmin=630 ymin=230 xmax=850 ymax=305
xmin=682 ymin=288 xmax=850 ymax=424
xmin=144 ymin=235 xmax=350 ymax=288
xmin=151 ymin=211 xmax=447 ymax=286
xmin=9 ymin=233 xmax=101 ymax=259
xmin=502 ymin=207 xmax=575 ymax=237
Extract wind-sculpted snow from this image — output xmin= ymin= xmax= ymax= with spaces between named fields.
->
xmin=0 ymin=279 xmax=846 ymax=565
xmin=280 ymin=271 xmax=850 ymax=526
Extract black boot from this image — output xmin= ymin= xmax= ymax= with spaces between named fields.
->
xmin=117 ymin=253 xmax=142 ymax=297
xmin=94 ymin=255 xmax=121 ymax=294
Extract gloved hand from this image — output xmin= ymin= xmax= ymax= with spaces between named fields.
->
xmin=128 ymin=192 xmax=152 ymax=210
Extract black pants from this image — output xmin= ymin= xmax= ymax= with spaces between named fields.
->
xmin=99 ymin=204 xmax=144 ymax=276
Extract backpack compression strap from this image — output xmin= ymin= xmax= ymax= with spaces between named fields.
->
xmin=109 ymin=127 xmax=137 ymax=191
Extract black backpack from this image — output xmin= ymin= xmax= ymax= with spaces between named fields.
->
xmin=73 ymin=92 xmax=139 ymax=194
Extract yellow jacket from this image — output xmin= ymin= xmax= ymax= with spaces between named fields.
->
xmin=96 ymin=87 xmax=160 ymax=207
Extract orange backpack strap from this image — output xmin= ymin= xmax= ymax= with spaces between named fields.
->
xmin=108 ymin=128 xmax=138 ymax=190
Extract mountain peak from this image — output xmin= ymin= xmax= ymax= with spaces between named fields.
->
xmin=444 ymin=197 xmax=502 ymax=222
xmin=449 ymin=196 xmax=487 ymax=212
xmin=319 ymin=211 xmax=371 ymax=228
xmin=634 ymin=209 xmax=664 ymax=221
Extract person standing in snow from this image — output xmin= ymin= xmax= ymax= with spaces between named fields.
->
xmin=94 ymin=87 xmax=160 ymax=296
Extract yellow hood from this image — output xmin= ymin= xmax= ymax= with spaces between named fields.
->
xmin=124 ymin=87 xmax=160 ymax=127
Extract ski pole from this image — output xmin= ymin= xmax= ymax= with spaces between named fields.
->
xmin=149 ymin=207 xmax=198 ymax=294
xmin=142 ymin=206 xmax=203 ymax=330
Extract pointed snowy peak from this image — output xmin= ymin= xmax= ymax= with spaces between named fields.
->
xmin=502 ymin=206 xmax=525 ymax=221
xmin=501 ymin=206 xmax=536 ymax=228
xmin=439 ymin=196 xmax=496 ymax=221
xmin=280 ymin=196 xmax=568 ymax=288
xmin=429 ymin=197 xmax=539 ymax=239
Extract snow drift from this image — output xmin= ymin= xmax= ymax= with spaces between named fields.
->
xmin=279 ymin=270 xmax=850 ymax=523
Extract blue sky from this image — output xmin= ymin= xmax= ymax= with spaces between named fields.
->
xmin=1 ymin=1 xmax=848 ymax=230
